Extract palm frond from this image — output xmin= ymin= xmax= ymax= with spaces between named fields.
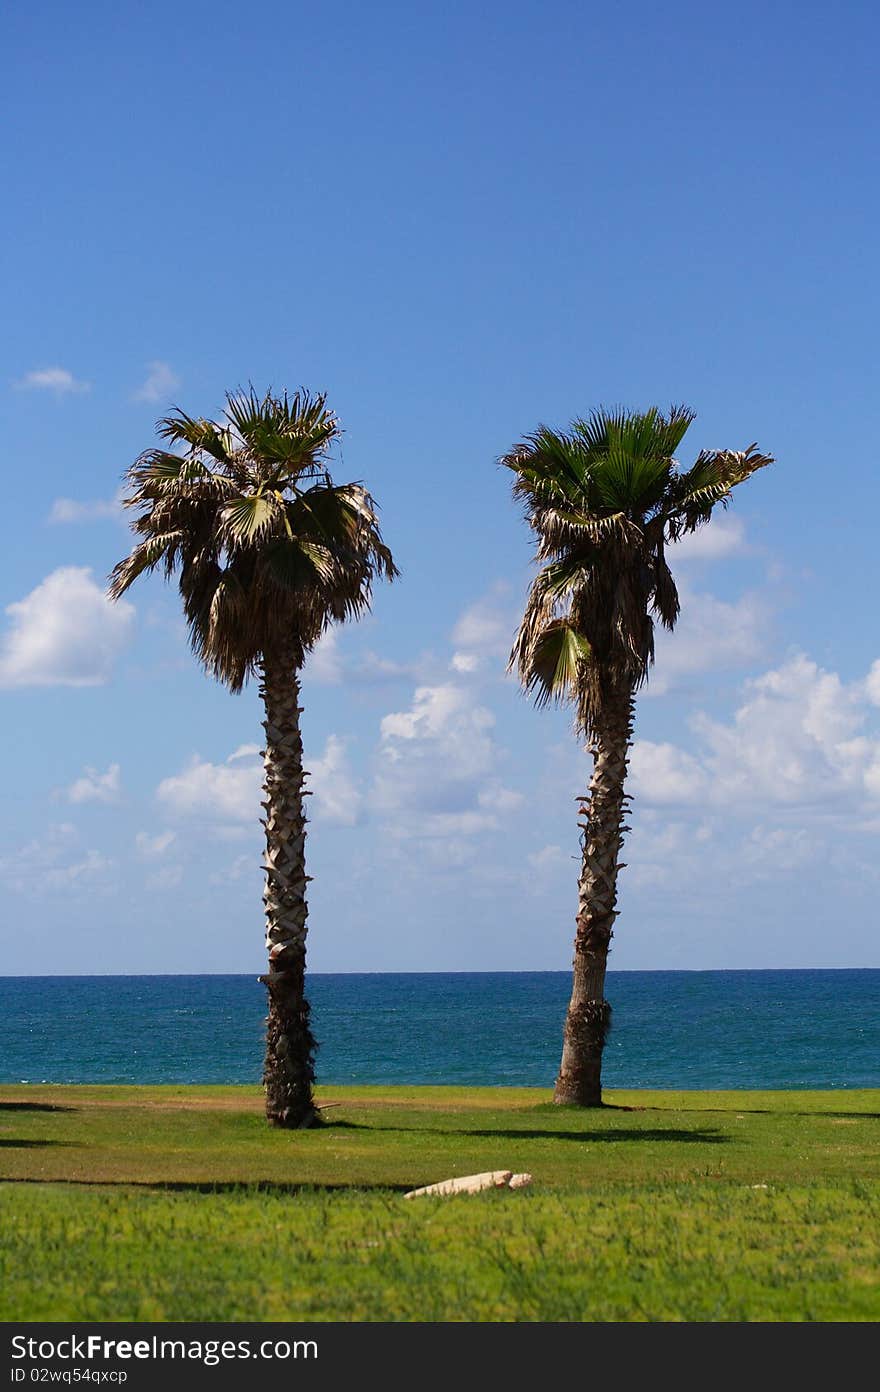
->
xmin=664 ymin=444 xmax=774 ymax=540
xmin=223 ymin=387 xmax=338 ymax=477
xmin=650 ymin=550 xmax=680 ymax=630
xmin=108 ymin=531 xmax=185 ymax=597
xmin=519 ymin=619 xmax=592 ymax=709
xmin=222 ymin=493 xmax=282 ymax=543
xmin=156 ymin=412 xmax=240 ymax=469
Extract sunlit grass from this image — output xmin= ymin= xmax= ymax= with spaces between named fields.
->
xmin=2 ymin=1085 xmax=878 ymax=1321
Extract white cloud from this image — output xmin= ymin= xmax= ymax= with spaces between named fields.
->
xmin=413 ymin=810 xmax=499 ymax=837
xmin=353 ymin=652 xmax=413 ymax=683
xmin=210 ymin=853 xmax=257 ymax=885
xmin=228 ymin=744 xmax=261 ymax=762
xmin=477 ymin=781 xmax=525 ymax=813
xmin=668 ymin=514 xmax=747 ymax=563
xmin=742 ymin=824 xmax=817 ymax=875
xmin=48 ymin=849 xmax=113 ymax=889
xmin=864 ymin=660 xmax=880 ymax=708
xmin=48 ymin=491 xmax=124 ymax=524
xmin=66 ymin=763 xmax=121 ymax=805
xmin=133 ymin=360 xmax=180 ymax=403
xmin=157 ymin=752 xmax=261 ymax=823
xmin=633 ymin=654 xmax=880 ymax=813
xmin=380 ymin=683 xmax=494 ymax=748
xmin=0 ymin=567 xmax=135 ymax=688
xmin=14 ymin=367 xmax=90 ymax=395
xmin=307 ymin=629 xmax=343 ymax=684
xmin=135 ymin=830 xmax=176 ymax=859
xmin=450 ymin=652 xmax=479 ymax=673
xmin=691 ymin=655 xmax=868 ymax=806
xmin=528 ymin=843 xmax=567 ymax=870
xmin=157 ymin=736 xmax=360 ymax=827
xmin=304 ymin=630 xmax=412 ymax=687
xmin=0 ymin=824 xmax=113 ymax=895
xmin=449 ymin=584 xmax=513 ymax=670
xmin=629 ymin=742 xmax=710 ymax=804
xmin=648 ymin=584 xmax=766 ymax=695
xmin=624 ymin=815 xmax=694 ymax=890
xmin=309 ymin=735 xmax=362 ymax=825
xmin=375 ymin=683 xmax=508 ymax=840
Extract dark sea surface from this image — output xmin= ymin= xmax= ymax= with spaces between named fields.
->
xmin=0 ymin=971 xmax=877 ymax=1090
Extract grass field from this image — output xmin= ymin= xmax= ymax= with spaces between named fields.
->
xmin=1 ymin=1084 xmax=879 ymax=1321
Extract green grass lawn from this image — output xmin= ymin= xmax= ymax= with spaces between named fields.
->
xmin=1 ymin=1084 xmax=878 ymax=1321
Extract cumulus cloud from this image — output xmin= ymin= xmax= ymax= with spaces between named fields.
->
xmin=629 ymin=742 xmax=710 ymax=804
xmin=477 ymin=781 xmax=525 ymax=814
xmin=306 ymin=629 xmax=343 ymax=684
xmin=449 ymin=584 xmax=513 ymax=673
xmin=228 ymin=744 xmax=261 ymax=762
xmin=602 ymin=654 xmax=880 ymax=919
xmin=66 ymin=763 xmax=121 ymax=805
xmin=450 ymin=652 xmax=479 ymax=674
xmin=631 ymin=654 xmax=880 ymax=812
xmin=691 ymin=655 xmax=869 ymax=806
xmin=648 ymin=583 xmax=767 ymax=695
xmin=0 ymin=567 xmax=135 ymax=688
xmin=157 ymin=752 xmax=260 ymax=823
xmin=624 ymin=815 xmax=697 ymax=890
xmin=14 ymin=367 xmax=90 ymax=395
xmin=210 ymin=853 xmax=257 ymax=885
xmin=157 ymin=736 xmax=361 ymax=827
xmin=380 ymin=684 xmax=491 ymax=746
xmin=741 ymin=824 xmax=817 ymax=875
xmin=48 ymin=492 xmax=124 ymax=524
xmin=0 ymin=824 xmax=113 ymax=895
xmin=353 ymin=651 xmax=414 ymax=684
xmin=133 ymin=360 xmax=180 ymax=403
xmin=135 ymin=830 xmax=176 ymax=858
xmin=668 ymin=514 xmax=747 ymax=563
xmin=528 ymin=843 xmax=568 ymax=871
xmin=308 ymin=735 xmax=362 ymax=825
xmin=865 ymin=660 xmax=880 ymax=708
xmin=375 ymin=682 xmax=517 ymax=838
xmin=304 ymin=629 xmax=413 ymax=687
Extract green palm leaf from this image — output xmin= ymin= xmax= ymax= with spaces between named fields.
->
xmin=524 ymin=620 xmax=592 ymax=707
xmin=222 ymin=493 xmax=281 ymax=542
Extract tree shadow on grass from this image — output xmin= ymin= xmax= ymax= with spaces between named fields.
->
xmin=1 ymin=1176 xmax=411 ymax=1195
xmin=0 ymin=1138 xmax=79 ymax=1148
xmin=326 ymin=1121 xmax=729 ymax=1144
xmin=0 ymin=1102 xmax=76 ymax=1113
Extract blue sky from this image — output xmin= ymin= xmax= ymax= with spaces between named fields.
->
xmin=2 ymin=0 xmax=878 ymax=973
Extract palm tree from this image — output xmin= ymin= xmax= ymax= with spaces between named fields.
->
xmin=110 ymin=387 xmax=397 ymax=1127
xmin=504 ymin=406 xmax=771 ymax=1106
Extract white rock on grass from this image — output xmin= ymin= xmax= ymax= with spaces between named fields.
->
xmin=403 ymin=1170 xmax=533 ymax=1199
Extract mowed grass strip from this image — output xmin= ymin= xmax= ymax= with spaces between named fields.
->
xmin=1 ymin=1085 xmax=879 ymax=1321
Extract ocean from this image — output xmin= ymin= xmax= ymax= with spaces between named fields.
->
xmin=0 ymin=970 xmax=877 ymax=1090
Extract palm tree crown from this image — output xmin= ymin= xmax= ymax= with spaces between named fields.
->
xmin=504 ymin=405 xmax=772 ymax=733
xmin=110 ymin=387 xmax=398 ymax=687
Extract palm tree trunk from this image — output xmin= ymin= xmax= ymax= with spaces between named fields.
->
xmin=258 ymin=640 xmax=316 ymax=1128
xmin=554 ymin=681 xmax=635 ymax=1107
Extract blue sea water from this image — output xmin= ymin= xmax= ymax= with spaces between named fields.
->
xmin=0 ymin=971 xmax=877 ymax=1090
